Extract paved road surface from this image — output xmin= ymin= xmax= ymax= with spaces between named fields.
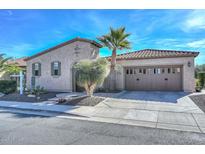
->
xmin=0 ymin=109 xmax=205 ymax=145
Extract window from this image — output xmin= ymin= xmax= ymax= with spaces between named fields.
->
xmin=168 ymin=68 xmax=171 ymax=74
xmin=154 ymin=68 xmax=156 ymax=74
xmin=172 ymin=68 xmax=176 ymax=74
xmin=177 ymin=68 xmax=181 ymax=73
xmin=143 ymin=69 xmax=146 ymax=74
xmin=154 ymin=68 xmax=161 ymax=74
xmin=139 ymin=68 xmax=142 ymax=73
xmin=51 ymin=61 xmax=61 ymax=76
xmin=148 ymin=68 xmax=152 ymax=74
xmin=161 ymin=68 xmax=165 ymax=74
xmin=134 ymin=69 xmax=136 ymax=74
xmin=130 ymin=69 xmax=133 ymax=74
xmin=157 ymin=68 xmax=161 ymax=74
xmin=126 ymin=69 xmax=129 ymax=74
xmin=32 ymin=63 xmax=41 ymax=76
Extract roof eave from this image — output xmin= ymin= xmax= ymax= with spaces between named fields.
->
xmin=25 ymin=37 xmax=102 ymax=61
xmin=114 ymin=55 xmax=199 ymax=61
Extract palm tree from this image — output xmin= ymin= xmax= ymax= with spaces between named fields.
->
xmin=0 ymin=54 xmax=11 ymax=73
xmin=0 ymin=54 xmax=22 ymax=73
xmin=73 ymin=58 xmax=109 ymax=96
xmin=97 ymin=27 xmax=131 ymax=90
xmin=97 ymin=27 xmax=131 ymax=70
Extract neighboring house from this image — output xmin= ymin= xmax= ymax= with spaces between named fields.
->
xmin=25 ymin=37 xmax=199 ymax=92
xmin=0 ymin=57 xmax=27 ymax=80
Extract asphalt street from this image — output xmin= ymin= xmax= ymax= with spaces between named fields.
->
xmin=0 ymin=108 xmax=205 ymax=145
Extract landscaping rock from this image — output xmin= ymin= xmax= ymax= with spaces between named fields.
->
xmin=189 ymin=94 xmax=205 ymax=113
xmin=27 ymin=94 xmax=36 ymax=97
xmin=59 ymin=96 xmax=105 ymax=106
xmin=0 ymin=92 xmax=59 ymax=102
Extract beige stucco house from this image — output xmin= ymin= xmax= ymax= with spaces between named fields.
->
xmin=25 ymin=37 xmax=199 ymax=92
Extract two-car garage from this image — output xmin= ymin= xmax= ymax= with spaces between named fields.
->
xmin=112 ymin=49 xmax=198 ymax=92
xmin=125 ymin=65 xmax=182 ymax=91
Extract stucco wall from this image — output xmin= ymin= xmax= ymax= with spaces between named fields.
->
xmin=26 ymin=41 xmax=99 ymax=92
xmin=115 ymin=57 xmax=196 ymax=92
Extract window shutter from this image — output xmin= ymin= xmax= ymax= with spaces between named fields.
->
xmin=58 ymin=62 xmax=61 ymax=75
xmin=32 ymin=63 xmax=35 ymax=76
xmin=51 ymin=62 xmax=54 ymax=76
xmin=38 ymin=63 xmax=41 ymax=76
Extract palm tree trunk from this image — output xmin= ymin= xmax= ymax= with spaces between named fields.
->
xmin=109 ymin=48 xmax=117 ymax=91
xmin=111 ymin=48 xmax=117 ymax=70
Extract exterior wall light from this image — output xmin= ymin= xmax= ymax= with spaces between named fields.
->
xmin=74 ymin=44 xmax=81 ymax=57
xmin=188 ymin=61 xmax=191 ymax=67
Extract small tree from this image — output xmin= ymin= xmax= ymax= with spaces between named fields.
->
xmin=73 ymin=58 xmax=109 ymax=96
xmin=198 ymin=72 xmax=205 ymax=88
xmin=0 ymin=54 xmax=22 ymax=74
xmin=0 ymin=54 xmax=11 ymax=73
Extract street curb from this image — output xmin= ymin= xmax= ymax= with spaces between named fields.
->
xmin=0 ymin=106 xmax=88 ymax=118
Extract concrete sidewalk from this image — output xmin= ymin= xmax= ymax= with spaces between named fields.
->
xmin=0 ymin=94 xmax=205 ymax=134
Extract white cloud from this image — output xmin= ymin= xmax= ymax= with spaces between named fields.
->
xmin=153 ymin=38 xmax=188 ymax=48
xmin=187 ymin=39 xmax=205 ymax=48
xmin=182 ymin=10 xmax=205 ymax=32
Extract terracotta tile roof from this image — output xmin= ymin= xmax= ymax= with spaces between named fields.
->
xmin=7 ymin=57 xmax=27 ymax=67
xmin=25 ymin=37 xmax=102 ymax=61
xmin=108 ymin=49 xmax=199 ymax=60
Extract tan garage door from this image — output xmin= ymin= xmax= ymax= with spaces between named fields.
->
xmin=125 ymin=66 xmax=182 ymax=91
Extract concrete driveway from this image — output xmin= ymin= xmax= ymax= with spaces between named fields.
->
xmin=116 ymin=91 xmax=190 ymax=103
xmin=94 ymin=91 xmax=205 ymax=133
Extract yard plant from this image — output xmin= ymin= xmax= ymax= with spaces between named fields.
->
xmin=198 ymin=72 xmax=205 ymax=87
xmin=74 ymin=58 xmax=109 ymax=96
xmin=0 ymin=54 xmax=22 ymax=74
xmin=28 ymin=85 xmax=46 ymax=96
xmin=0 ymin=80 xmax=17 ymax=94
xmin=195 ymin=72 xmax=205 ymax=92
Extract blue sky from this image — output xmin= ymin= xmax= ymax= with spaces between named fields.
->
xmin=0 ymin=9 xmax=205 ymax=64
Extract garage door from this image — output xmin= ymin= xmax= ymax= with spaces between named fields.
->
xmin=125 ymin=66 xmax=182 ymax=91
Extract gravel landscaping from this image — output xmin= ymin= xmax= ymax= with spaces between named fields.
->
xmin=0 ymin=92 xmax=105 ymax=106
xmin=0 ymin=92 xmax=59 ymax=102
xmin=189 ymin=94 xmax=205 ymax=112
xmin=58 ymin=96 xmax=105 ymax=106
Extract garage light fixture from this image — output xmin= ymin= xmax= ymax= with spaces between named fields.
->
xmin=188 ymin=61 xmax=191 ymax=67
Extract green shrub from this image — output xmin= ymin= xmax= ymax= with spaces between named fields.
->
xmin=198 ymin=72 xmax=205 ymax=88
xmin=28 ymin=85 xmax=46 ymax=96
xmin=195 ymin=79 xmax=202 ymax=92
xmin=0 ymin=80 xmax=17 ymax=94
xmin=73 ymin=58 xmax=109 ymax=96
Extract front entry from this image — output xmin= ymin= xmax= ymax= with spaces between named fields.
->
xmin=125 ymin=66 xmax=182 ymax=91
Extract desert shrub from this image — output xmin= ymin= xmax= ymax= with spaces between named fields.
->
xmin=58 ymin=98 xmax=67 ymax=104
xmin=0 ymin=80 xmax=17 ymax=94
xmin=28 ymin=85 xmax=46 ymax=96
xmin=73 ymin=58 xmax=109 ymax=96
xmin=198 ymin=72 xmax=205 ymax=88
xmin=195 ymin=79 xmax=202 ymax=92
